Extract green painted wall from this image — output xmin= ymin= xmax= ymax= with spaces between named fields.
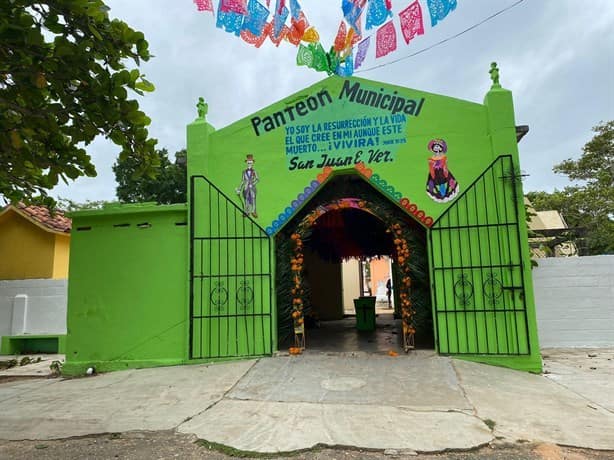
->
xmin=63 ymin=204 xmax=188 ymax=375
xmin=195 ymin=76 xmax=493 ymax=231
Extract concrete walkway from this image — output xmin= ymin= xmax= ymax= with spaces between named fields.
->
xmin=0 ymin=349 xmax=613 ymax=454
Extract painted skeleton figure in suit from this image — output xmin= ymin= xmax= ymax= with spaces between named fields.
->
xmin=237 ymin=154 xmax=259 ymax=218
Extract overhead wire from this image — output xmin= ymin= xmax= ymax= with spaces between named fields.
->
xmin=354 ymin=0 xmax=526 ymax=73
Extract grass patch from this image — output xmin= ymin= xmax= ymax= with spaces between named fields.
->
xmin=484 ymin=418 xmax=497 ymax=430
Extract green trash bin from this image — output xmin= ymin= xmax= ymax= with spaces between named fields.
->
xmin=353 ymin=296 xmax=376 ymax=331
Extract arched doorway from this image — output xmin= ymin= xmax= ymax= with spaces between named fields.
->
xmin=275 ymin=173 xmax=433 ymax=353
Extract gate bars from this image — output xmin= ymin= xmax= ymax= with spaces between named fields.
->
xmin=190 ymin=175 xmax=272 ymax=359
xmin=429 ymin=155 xmax=531 ymax=356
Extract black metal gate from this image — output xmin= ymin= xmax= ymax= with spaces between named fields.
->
xmin=429 ymin=155 xmax=531 ymax=355
xmin=190 ymin=175 xmax=272 ymax=359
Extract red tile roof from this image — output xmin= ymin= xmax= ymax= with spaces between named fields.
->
xmin=14 ymin=203 xmax=72 ymax=233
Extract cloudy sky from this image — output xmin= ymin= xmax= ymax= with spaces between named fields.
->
xmin=51 ymin=0 xmax=614 ymax=203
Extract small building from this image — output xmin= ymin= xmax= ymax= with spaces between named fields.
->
xmin=526 ymin=199 xmax=578 ymax=258
xmin=65 ymin=67 xmax=543 ymax=374
xmin=0 ymin=203 xmax=71 ymax=280
xmin=0 ymin=203 xmax=70 ymax=354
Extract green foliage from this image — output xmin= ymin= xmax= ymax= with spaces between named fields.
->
xmin=57 ymin=197 xmax=114 ymax=211
xmin=49 ymin=359 xmax=62 ymax=376
xmin=0 ymin=0 xmax=158 ymax=206
xmin=113 ymin=148 xmax=186 ymax=204
xmin=526 ymin=121 xmax=614 ymax=255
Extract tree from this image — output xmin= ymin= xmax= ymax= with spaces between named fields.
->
xmin=526 ymin=121 xmax=614 ymax=255
xmin=57 ymin=197 xmax=114 ymax=212
xmin=113 ymin=149 xmax=186 ymax=204
xmin=1 ymin=0 xmax=158 ymax=206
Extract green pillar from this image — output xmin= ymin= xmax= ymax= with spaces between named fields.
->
xmin=480 ymin=63 xmax=542 ymax=372
xmin=187 ymin=97 xmax=215 ymax=179
xmin=186 ymin=97 xmax=215 ymax=360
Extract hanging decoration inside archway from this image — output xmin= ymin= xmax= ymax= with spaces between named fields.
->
xmin=192 ymin=0 xmax=459 ymax=76
xmin=286 ymin=197 xmax=418 ymax=353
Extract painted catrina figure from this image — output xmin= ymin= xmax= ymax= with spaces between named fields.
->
xmin=426 ymin=139 xmax=458 ymax=203
xmin=236 ymin=154 xmax=259 ymax=218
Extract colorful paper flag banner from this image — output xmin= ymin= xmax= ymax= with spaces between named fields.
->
xmin=375 ymin=20 xmax=397 ymax=58
xmin=354 ymin=36 xmax=370 ymax=70
xmin=272 ymin=0 xmax=290 ymax=38
xmin=302 ymin=27 xmax=320 ymax=43
xmin=287 ymin=12 xmax=309 ymax=45
xmin=290 ymin=0 xmax=302 ymax=19
xmin=241 ymin=22 xmax=271 ymax=47
xmin=242 ymin=0 xmax=269 ymax=36
xmin=216 ymin=9 xmax=244 ymax=36
xmin=194 ymin=0 xmax=214 ymax=12
xmin=343 ymin=0 xmax=367 ymax=33
xmin=426 ymin=0 xmax=457 ymax=27
xmin=335 ymin=52 xmax=354 ymax=76
xmin=220 ymin=0 xmax=247 ymax=14
xmin=399 ymin=0 xmax=424 ymax=44
xmin=366 ymin=0 xmax=393 ymax=30
xmin=196 ymin=0 xmax=460 ymax=76
xmin=334 ymin=21 xmax=348 ymax=52
xmin=296 ymin=43 xmax=315 ymax=67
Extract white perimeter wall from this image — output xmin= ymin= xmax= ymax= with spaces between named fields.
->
xmin=0 ymin=279 xmax=67 ymax=342
xmin=532 ymin=256 xmax=614 ymax=348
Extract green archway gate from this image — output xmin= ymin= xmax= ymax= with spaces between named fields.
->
xmin=429 ymin=155 xmax=531 ymax=356
xmin=189 ymin=175 xmax=273 ymax=359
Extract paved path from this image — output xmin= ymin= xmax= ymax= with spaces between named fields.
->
xmin=0 ymin=349 xmax=613 ymax=454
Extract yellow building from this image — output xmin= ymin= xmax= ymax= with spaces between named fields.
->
xmin=0 ymin=203 xmax=71 ymax=280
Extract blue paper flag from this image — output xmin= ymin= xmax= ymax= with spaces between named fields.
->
xmin=336 ymin=53 xmax=354 ymax=77
xmin=365 ymin=0 xmax=392 ymax=30
xmin=343 ymin=0 xmax=365 ymax=33
xmin=426 ymin=0 xmax=457 ymax=27
xmin=273 ymin=0 xmax=289 ymax=38
xmin=242 ymin=0 xmax=270 ymax=35
xmin=290 ymin=0 xmax=302 ymax=20
xmin=216 ymin=9 xmax=244 ymax=36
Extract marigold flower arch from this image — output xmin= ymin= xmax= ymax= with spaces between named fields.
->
xmin=288 ymin=196 xmax=417 ymax=354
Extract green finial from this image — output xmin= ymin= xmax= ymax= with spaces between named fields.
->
xmin=196 ymin=97 xmax=208 ymax=120
xmin=489 ymin=62 xmax=501 ymax=88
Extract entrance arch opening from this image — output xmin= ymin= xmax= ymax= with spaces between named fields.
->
xmin=275 ymin=173 xmax=433 ymax=353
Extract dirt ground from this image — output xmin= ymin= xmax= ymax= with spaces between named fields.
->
xmin=1 ymin=431 xmax=613 ymax=460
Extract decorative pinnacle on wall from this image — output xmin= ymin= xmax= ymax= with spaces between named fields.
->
xmin=196 ymin=97 xmax=208 ymax=120
xmin=489 ymin=62 xmax=501 ymax=89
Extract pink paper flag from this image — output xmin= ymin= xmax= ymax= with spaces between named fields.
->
xmin=399 ymin=1 xmax=424 ymax=44
xmin=376 ymin=20 xmax=397 ymax=58
xmin=193 ymin=0 xmax=213 ymax=12
xmin=220 ymin=0 xmax=247 ymax=14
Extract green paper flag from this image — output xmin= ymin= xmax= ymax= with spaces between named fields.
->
xmin=296 ymin=44 xmax=314 ymax=67
xmin=311 ymin=43 xmax=329 ymax=72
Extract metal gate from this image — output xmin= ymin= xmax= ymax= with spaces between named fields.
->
xmin=190 ymin=175 xmax=272 ymax=359
xmin=429 ymin=155 xmax=531 ymax=355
